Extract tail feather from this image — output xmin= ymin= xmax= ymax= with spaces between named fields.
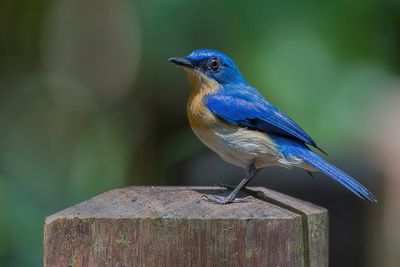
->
xmin=273 ymin=135 xmax=377 ymax=202
xmin=299 ymin=151 xmax=377 ymax=202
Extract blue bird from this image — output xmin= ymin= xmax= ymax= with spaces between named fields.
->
xmin=169 ymin=48 xmax=376 ymax=204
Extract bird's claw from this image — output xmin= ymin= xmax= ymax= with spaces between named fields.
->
xmin=202 ymin=194 xmax=254 ymax=204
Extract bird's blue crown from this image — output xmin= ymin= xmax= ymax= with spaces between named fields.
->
xmin=184 ymin=48 xmax=246 ymax=85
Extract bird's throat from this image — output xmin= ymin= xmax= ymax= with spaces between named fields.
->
xmin=184 ymin=69 xmax=219 ymax=94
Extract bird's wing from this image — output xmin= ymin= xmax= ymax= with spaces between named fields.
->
xmin=205 ymin=86 xmax=326 ymax=154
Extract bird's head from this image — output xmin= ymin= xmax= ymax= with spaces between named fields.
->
xmin=169 ymin=49 xmax=246 ymax=90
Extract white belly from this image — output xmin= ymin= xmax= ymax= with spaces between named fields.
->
xmin=192 ymin=123 xmax=286 ymax=169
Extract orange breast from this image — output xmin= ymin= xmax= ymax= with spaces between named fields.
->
xmin=187 ymin=91 xmax=216 ymax=131
xmin=185 ymin=69 xmax=220 ymax=131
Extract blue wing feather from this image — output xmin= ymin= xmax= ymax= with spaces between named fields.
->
xmin=205 ymin=85 xmax=326 ymax=153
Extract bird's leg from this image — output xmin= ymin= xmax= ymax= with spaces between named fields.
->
xmin=242 ymin=167 xmax=261 ymax=188
xmin=204 ymin=163 xmax=257 ymax=204
xmin=218 ymin=168 xmax=262 ymax=191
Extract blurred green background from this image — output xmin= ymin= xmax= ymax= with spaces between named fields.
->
xmin=0 ymin=0 xmax=399 ymax=266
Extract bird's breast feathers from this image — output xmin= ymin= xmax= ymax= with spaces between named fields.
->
xmin=186 ymin=69 xmax=219 ymax=129
xmin=185 ymin=69 xmax=287 ymax=168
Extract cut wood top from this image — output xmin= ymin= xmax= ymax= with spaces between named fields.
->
xmin=46 ymin=186 xmax=326 ymax=222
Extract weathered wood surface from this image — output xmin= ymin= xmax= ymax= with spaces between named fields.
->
xmin=44 ymin=186 xmax=328 ymax=267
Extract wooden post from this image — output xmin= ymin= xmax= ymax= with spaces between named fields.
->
xmin=44 ymin=186 xmax=328 ymax=267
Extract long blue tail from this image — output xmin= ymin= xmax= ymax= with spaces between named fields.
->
xmin=299 ymin=150 xmax=377 ymax=202
xmin=274 ymin=136 xmax=377 ymax=202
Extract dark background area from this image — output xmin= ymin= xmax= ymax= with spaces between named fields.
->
xmin=0 ymin=0 xmax=399 ymax=266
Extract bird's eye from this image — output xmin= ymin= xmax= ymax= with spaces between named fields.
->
xmin=208 ymin=58 xmax=221 ymax=71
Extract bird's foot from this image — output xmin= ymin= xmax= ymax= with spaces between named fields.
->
xmin=217 ymin=183 xmax=244 ymax=191
xmin=202 ymin=194 xmax=253 ymax=204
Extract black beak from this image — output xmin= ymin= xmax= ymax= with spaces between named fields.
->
xmin=168 ymin=57 xmax=193 ymax=68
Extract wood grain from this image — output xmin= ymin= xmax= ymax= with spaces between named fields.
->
xmin=44 ymin=186 xmax=328 ymax=267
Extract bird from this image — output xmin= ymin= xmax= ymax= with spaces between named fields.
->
xmin=169 ymin=48 xmax=377 ymax=204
